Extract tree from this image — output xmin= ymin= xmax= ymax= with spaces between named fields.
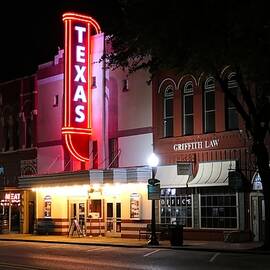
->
xmin=102 ymin=0 xmax=270 ymax=248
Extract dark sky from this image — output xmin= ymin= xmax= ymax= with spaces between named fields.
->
xmin=0 ymin=0 xmax=118 ymax=83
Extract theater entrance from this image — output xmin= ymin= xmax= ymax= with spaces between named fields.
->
xmin=105 ymin=200 xmax=121 ymax=237
xmin=69 ymin=200 xmax=86 ymax=230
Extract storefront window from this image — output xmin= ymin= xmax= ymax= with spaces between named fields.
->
xmin=160 ymin=188 xmax=192 ymax=227
xmin=88 ymin=199 xmax=102 ymax=218
xmin=0 ymin=192 xmax=21 ymax=232
xmin=44 ymin=195 xmax=52 ymax=218
xmin=200 ymin=192 xmax=237 ymax=228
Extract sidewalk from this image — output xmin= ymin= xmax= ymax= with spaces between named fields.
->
xmin=0 ymin=233 xmax=267 ymax=254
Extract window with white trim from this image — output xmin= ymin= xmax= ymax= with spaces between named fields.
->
xmin=200 ymin=191 xmax=237 ymax=229
xmin=204 ymin=77 xmax=215 ymax=133
xmin=163 ymin=85 xmax=174 ymax=137
xmin=182 ymin=81 xmax=193 ymax=135
xmin=160 ymin=188 xmax=192 ymax=227
xmin=226 ymin=73 xmax=239 ymax=130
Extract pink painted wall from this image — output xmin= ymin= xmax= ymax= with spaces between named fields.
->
xmin=37 ymin=75 xmax=63 ymax=143
xmin=35 ymin=34 xmax=154 ymax=173
xmin=36 ymin=48 xmax=65 ymax=174
xmin=91 ymin=33 xmax=107 ymax=169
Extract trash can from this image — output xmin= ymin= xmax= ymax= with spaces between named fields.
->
xmin=168 ymin=224 xmax=183 ymax=246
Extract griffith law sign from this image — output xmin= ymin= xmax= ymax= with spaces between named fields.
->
xmin=173 ymin=139 xmax=219 ymax=151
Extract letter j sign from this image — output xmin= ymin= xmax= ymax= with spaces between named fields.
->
xmin=62 ymin=13 xmax=101 ymax=162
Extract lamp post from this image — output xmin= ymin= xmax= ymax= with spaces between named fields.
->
xmin=147 ymin=153 xmax=159 ymax=246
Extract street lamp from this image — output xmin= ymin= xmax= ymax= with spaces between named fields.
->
xmin=147 ymin=153 xmax=159 ymax=246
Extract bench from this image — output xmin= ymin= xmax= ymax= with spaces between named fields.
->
xmin=139 ymin=224 xmax=168 ymax=240
xmin=36 ymin=219 xmax=54 ymax=235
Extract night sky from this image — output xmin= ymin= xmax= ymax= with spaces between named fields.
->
xmin=0 ymin=0 xmax=118 ymax=83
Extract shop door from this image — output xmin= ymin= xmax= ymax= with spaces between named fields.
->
xmin=251 ymin=195 xmax=265 ymax=241
xmin=70 ymin=201 xmax=86 ymax=229
xmin=106 ymin=201 xmax=121 ymax=236
xmin=28 ymin=201 xmax=35 ymax=234
xmin=11 ymin=204 xmax=20 ymax=232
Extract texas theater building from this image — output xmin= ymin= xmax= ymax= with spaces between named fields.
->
xmin=18 ymin=13 xmax=153 ymax=238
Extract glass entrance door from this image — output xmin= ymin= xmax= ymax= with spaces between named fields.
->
xmin=106 ymin=201 xmax=121 ymax=235
xmin=70 ymin=201 xmax=86 ymax=228
xmin=251 ymin=194 xmax=265 ymax=241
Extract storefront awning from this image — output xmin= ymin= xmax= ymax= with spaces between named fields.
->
xmin=156 ymin=165 xmax=190 ymax=188
xmin=18 ymin=170 xmax=89 ymax=188
xmin=188 ymin=160 xmax=236 ymax=187
xmin=89 ymin=167 xmax=151 ymax=185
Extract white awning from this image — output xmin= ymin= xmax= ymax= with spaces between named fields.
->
xmin=188 ymin=160 xmax=236 ymax=187
xmin=89 ymin=167 xmax=151 ymax=185
xmin=156 ymin=165 xmax=190 ymax=188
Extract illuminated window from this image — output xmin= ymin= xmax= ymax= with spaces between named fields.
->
xmin=88 ymin=199 xmax=103 ymax=218
xmin=182 ymin=81 xmax=193 ymax=135
xmin=160 ymin=188 xmax=192 ymax=227
xmin=163 ymin=85 xmax=174 ymax=137
xmin=44 ymin=195 xmax=52 ymax=218
xmin=204 ymin=77 xmax=215 ymax=133
xmin=225 ymin=73 xmax=239 ymax=130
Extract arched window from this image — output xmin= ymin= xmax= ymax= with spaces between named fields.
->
xmin=13 ymin=114 xmax=19 ymax=150
xmin=226 ymin=73 xmax=239 ymax=130
xmin=26 ymin=116 xmax=32 ymax=148
xmin=204 ymin=77 xmax=215 ymax=133
xmin=3 ymin=107 xmax=12 ymax=151
xmin=182 ymin=81 xmax=193 ymax=135
xmin=23 ymin=100 xmax=33 ymax=148
xmin=163 ymin=85 xmax=174 ymax=137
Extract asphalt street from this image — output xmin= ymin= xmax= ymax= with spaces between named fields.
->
xmin=0 ymin=240 xmax=269 ymax=270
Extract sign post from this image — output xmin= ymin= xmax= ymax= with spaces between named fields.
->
xmin=147 ymin=173 xmax=160 ymax=246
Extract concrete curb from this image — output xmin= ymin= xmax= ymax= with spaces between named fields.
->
xmin=0 ymin=238 xmax=144 ymax=248
xmin=0 ymin=237 xmax=269 ymax=255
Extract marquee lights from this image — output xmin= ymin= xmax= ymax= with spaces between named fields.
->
xmin=62 ymin=13 xmax=101 ymax=162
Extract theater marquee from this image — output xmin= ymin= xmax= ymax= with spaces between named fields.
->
xmin=62 ymin=13 xmax=101 ymax=162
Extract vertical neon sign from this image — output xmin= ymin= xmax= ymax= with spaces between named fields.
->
xmin=62 ymin=13 xmax=101 ymax=162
